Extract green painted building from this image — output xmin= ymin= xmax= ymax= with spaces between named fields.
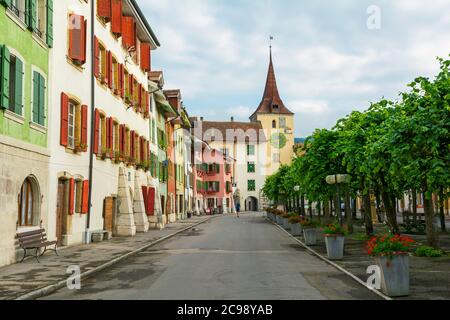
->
xmin=0 ymin=0 xmax=53 ymax=267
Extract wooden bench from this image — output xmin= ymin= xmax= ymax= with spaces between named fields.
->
xmin=16 ymin=229 xmax=58 ymax=263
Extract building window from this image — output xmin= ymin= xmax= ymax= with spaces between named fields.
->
xmin=247 ymin=144 xmax=255 ymax=156
xmin=99 ymin=44 xmax=107 ymax=83
xmin=272 ymin=120 xmax=277 ymax=128
xmin=248 ymin=180 xmax=256 ymax=192
xmin=8 ymin=54 xmax=24 ymax=115
xmin=18 ymin=177 xmax=39 ymax=227
xmin=75 ymin=179 xmax=83 ymax=213
xmin=112 ymin=56 xmax=119 ymax=94
xmin=68 ymin=101 xmax=76 ymax=149
xmin=279 ymin=117 xmax=286 ymax=129
xmin=9 ymin=0 xmax=26 ymax=21
xmin=36 ymin=0 xmax=47 ymax=38
xmin=32 ymin=70 xmax=46 ymax=126
xmin=273 ymin=153 xmax=280 ymax=163
xmin=247 ymin=162 xmax=255 ymax=173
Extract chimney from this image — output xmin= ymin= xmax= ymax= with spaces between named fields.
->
xmin=231 ymin=117 xmax=234 ymax=122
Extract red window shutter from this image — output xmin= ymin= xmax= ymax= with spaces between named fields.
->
xmin=60 ymin=93 xmax=69 ymax=147
xmin=147 ymin=187 xmax=156 ymax=216
xmin=81 ymin=19 xmax=87 ymax=63
xmin=130 ymin=130 xmax=135 ymax=159
xmin=106 ymin=117 xmax=111 ymax=154
xmin=98 ymin=0 xmax=111 ymax=20
xmin=69 ymin=178 xmax=75 ymax=215
xmin=94 ymin=109 xmax=100 ymax=155
xmin=108 ymin=117 xmax=114 ymax=158
xmin=138 ymin=84 xmax=142 ymax=112
xmin=121 ymin=16 xmax=136 ymax=48
xmin=140 ymin=43 xmax=151 ymax=71
xmin=140 ymin=137 xmax=144 ymax=162
xmin=81 ymin=180 xmax=89 ymax=214
xmin=94 ymin=36 xmax=100 ymax=77
xmin=111 ymin=0 xmax=122 ymax=34
xmin=68 ymin=14 xmax=85 ymax=62
xmin=142 ymin=186 xmax=148 ymax=214
xmin=81 ymin=105 xmax=88 ymax=151
xmin=119 ymin=124 xmax=124 ymax=154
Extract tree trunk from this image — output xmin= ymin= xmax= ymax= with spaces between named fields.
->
xmin=380 ymin=190 xmax=399 ymax=234
xmin=375 ymin=189 xmax=383 ymax=223
xmin=300 ymin=194 xmax=306 ymax=217
xmin=439 ymin=188 xmax=446 ymax=232
xmin=352 ymin=197 xmax=357 ymax=220
xmin=424 ymin=191 xmax=439 ymax=248
xmin=308 ymin=201 xmax=313 ymax=219
xmin=412 ymin=188 xmax=418 ymax=223
xmin=363 ymin=193 xmax=374 ymax=236
xmin=324 ymin=200 xmax=331 ymax=224
xmin=345 ymin=186 xmax=353 ymax=234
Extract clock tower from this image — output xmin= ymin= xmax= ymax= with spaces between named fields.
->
xmin=250 ymin=47 xmax=295 ymax=175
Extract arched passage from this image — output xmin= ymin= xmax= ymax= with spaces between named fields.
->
xmin=245 ymin=196 xmax=258 ymax=212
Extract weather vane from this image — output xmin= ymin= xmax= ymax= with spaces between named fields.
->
xmin=269 ymin=36 xmax=274 ymax=49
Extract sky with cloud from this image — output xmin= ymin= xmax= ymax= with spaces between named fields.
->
xmin=139 ymin=0 xmax=450 ymax=138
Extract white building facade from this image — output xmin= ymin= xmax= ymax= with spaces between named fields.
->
xmin=47 ymin=0 xmax=159 ymax=246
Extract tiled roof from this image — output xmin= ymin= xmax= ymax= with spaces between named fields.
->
xmin=250 ymin=51 xmax=294 ymax=119
xmin=193 ymin=120 xmax=267 ymax=143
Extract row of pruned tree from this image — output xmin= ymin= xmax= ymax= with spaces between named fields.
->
xmin=262 ymin=57 xmax=450 ymax=247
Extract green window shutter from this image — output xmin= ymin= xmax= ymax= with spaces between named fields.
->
xmin=32 ymin=71 xmax=39 ymax=123
xmin=14 ymin=57 xmax=23 ymax=114
xmin=1 ymin=45 xmax=10 ymax=109
xmin=38 ymin=74 xmax=45 ymax=125
xmin=1 ymin=0 xmax=11 ymax=8
xmin=26 ymin=0 xmax=37 ymax=31
xmin=46 ymin=0 xmax=53 ymax=47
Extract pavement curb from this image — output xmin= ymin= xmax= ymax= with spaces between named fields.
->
xmin=268 ymin=218 xmax=392 ymax=301
xmin=13 ymin=216 xmax=216 ymax=300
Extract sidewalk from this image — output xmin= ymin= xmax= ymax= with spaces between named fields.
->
xmin=279 ymin=221 xmax=450 ymax=300
xmin=0 ymin=215 xmax=213 ymax=300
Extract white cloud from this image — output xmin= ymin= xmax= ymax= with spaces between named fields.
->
xmin=139 ymin=0 xmax=450 ymax=137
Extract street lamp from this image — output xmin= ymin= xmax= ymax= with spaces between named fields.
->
xmin=294 ymin=186 xmax=301 ymax=216
xmin=326 ymin=174 xmax=351 ymax=226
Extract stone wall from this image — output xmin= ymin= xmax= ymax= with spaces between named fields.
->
xmin=0 ymin=136 xmax=50 ymax=267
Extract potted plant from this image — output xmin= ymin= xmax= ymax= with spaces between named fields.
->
xmin=367 ymin=234 xmax=415 ymax=297
xmin=323 ymin=222 xmax=347 ymax=260
xmin=275 ymin=210 xmax=284 ymax=225
xmin=288 ymin=216 xmax=303 ymax=236
xmin=301 ymin=218 xmax=319 ymax=245
xmin=282 ymin=213 xmax=292 ymax=230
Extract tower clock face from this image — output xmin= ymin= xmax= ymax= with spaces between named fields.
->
xmin=270 ymin=132 xmax=287 ymax=149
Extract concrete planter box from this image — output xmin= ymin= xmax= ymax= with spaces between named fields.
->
xmin=91 ymin=233 xmax=104 ymax=243
xmin=375 ymin=254 xmax=410 ymax=297
xmin=267 ymin=212 xmax=274 ymax=221
xmin=276 ymin=215 xmax=284 ymax=225
xmin=283 ymin=218 xmax=290 ymax=230
xmin=303 ymin=228 xmax=317 ymax=245
xmin=290 ymin=223 xmax=302 ymax=236
xmin=325 ymin=235 xmax=345 ymax=260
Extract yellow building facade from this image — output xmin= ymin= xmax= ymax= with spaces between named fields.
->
xmin=250 ymin=50 xmax=295 ymax=176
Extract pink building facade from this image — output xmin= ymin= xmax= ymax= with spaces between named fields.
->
xmin=193 ymin=141 xmax=235 ymax=215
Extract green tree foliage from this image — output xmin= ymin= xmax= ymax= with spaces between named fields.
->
xmin=263 ymin=57 xmax=450 ymax=247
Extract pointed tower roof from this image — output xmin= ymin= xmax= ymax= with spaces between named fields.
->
xmin=250 ymin=48 xmax=294 ymax=121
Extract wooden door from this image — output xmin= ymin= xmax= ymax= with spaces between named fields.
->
xmin=103 ymin=197 xmax=115 ymax=234
xmin=56 ymin=180 xmax=65 ymax=246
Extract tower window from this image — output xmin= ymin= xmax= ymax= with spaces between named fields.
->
xmin=272 ymin=104 xmax=279 ymax=109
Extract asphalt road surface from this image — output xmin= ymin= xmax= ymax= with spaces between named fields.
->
xmin=42 ymin=212 xmax=380 ymax=300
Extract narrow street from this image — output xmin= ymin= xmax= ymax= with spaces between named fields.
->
xmin=42 ymin=213 xmax=380 ymax=300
